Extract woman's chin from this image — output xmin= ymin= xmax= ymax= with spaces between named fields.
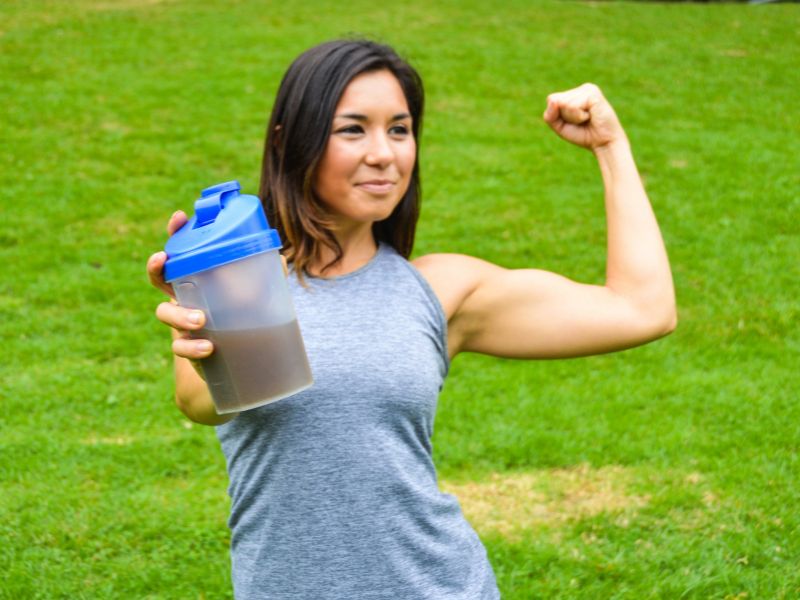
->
xmin=339 ymin=202 xmax=402 ymax=225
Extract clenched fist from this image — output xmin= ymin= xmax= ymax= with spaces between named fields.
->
xmin=543 ymin=83 xmax=627 ymax=152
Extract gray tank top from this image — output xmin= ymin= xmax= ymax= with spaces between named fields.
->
xmin=216 ymin=242 xmax=501 ymax=599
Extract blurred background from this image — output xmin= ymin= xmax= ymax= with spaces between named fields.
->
xmin=1 ymin=1 xmax=798 ymax=598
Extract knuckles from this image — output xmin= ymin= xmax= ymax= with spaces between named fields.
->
xmin=155 ymin=301 xmax=180 ymax=327
xmin=155 ymin=302 xmax=170 ymax=323
xmin=171 ymin=338 xmax=186 ymax=356
xmin=581 ymin=83 xmax=605 ymax=102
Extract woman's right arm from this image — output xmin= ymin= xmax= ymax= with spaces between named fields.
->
xmin=147 ymin=211 xmax=239 ymax=426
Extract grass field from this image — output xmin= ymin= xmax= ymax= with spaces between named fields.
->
xmin=2 ymin=0 xmax=799 ymax=598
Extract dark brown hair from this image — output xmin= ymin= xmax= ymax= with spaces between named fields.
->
xmin=258 ymin=39 xmax=424 ymax=280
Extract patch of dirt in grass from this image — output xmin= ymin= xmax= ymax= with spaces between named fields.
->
xmin=721 ymin=49 xmax=748 ymax=58
xmin=80 ymin=434 xmax=135 ymax=446
xmin=441 ymin=464 xmax=650 ymax=540
xmin=88 ymin=0 xmax=179 ymax=11
xmin=670 ymin=158 xmax=689 ymax=169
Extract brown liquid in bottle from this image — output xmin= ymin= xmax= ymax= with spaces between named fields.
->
xmin=199 ymin=320 xmax=313 ymax=413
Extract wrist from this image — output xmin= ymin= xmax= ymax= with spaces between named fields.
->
xmin=592 ymin=136 xmax=630 ymax=159
xmin=592 ymin=138 xmax=634 ymax=176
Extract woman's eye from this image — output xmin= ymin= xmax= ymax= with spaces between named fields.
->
xmin=390 ymin=125 xmax=410 ymax=135
xmin=336 ymin=125 xmax=363 ymax=135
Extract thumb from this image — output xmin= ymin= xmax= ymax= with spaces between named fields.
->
xmin=147 ymin=251 xmax=176 ymax=299
xmin=167 ymin=210 xmax=188 ymax=237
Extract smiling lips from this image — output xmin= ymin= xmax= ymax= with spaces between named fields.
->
xmin=356 ymin=180 xmax=395 ymax=194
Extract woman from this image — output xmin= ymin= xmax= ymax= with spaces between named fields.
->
xmin=147 ymin=39 xmax=675 ymax=599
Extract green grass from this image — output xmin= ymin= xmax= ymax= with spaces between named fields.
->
xmin=2 ymin=0 xmax=799 ymax=598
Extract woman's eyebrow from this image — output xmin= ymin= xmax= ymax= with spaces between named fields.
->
xmin=335 ymin=112 xmax=411 ymax=121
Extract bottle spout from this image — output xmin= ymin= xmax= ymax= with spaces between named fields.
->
xmin=194 ymin=180 xmax=241 ymax=228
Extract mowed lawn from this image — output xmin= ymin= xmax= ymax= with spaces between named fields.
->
xmin=1 ymin=1 xmax=798 ymax=598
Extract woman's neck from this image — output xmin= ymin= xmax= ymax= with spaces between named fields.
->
xmin=308 ymin=224 xmax=378 ymax=278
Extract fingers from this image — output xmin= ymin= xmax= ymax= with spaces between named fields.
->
xmin=172 ymin=335 xmax=214 ymax=361
xmin=561 ymin=103 xmax=590 ymax=125
xmin=155 ymin=301 xmax=206 ymax=330
xmin=150 ymin=210 xmax=213 ymax=362
xmin=544 ymin=95 xmax=589 ymax=125
xmin=147 ymin=251 xmax=175 ymax=298
xmin=543 ymin=83 xmax=601 ymax=124
xmin=155 ymin=301 xmax=214 ymax=360
xmin=146 ymin=211 xmax=189 ymax=298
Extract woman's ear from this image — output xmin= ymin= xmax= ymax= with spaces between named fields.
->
xmin=272 ymin=124 xmax=282 ymax=148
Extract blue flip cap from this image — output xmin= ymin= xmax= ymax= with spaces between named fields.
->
xmin=163 ymin=181 xmax=282 ymax=282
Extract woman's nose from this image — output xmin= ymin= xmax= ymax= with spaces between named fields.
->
xmin=364 ymin=133 xmax=393 ymax=167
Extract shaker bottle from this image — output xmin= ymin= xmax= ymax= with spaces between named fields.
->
xmin=163 ymin=180 xmax=313 ymax=414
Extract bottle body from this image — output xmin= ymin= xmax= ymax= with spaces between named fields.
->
xmin=173 ymin=249 xmax=313 ymax=413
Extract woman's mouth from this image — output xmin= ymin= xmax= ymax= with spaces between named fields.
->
xmin=356 ymin=180 xmax=395 ymax=195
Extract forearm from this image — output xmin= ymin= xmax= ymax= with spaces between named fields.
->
xmin=171 ymin=329 xmax=238 ymax=426
xmin=594 ymin=139 xmax=676 ymax=329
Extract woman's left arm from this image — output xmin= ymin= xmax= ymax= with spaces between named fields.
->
xmin=430 ymin=83 xmax=676 ymax=359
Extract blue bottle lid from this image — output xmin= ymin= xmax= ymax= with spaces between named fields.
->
xmin=163 ymin=181 xmax=282 ymax=282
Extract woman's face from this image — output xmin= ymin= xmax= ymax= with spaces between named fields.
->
xmin=313 ymin=69 xmax=416 ymax=228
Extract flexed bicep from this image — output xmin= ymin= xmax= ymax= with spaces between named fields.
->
xmin=451 ymin=259 xmax=673 ymax=359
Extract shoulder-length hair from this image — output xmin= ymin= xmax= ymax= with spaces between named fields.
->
xmin=258 ymin=39 xmax=424 ymax=280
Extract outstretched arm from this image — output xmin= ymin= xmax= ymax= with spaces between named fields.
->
xmin=431 ymin=83 xmax=676 ymax=359
xmin=147 ymin=211 xmax=238 ymax=426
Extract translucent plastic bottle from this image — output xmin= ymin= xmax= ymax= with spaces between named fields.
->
xmin=163 ymin=181 xmax=312 ymax=413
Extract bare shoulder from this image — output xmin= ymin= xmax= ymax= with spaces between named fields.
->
xmin=411 ymin=253 xmax=499 ymax=321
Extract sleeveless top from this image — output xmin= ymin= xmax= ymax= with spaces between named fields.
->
xmin=215 ymin=243 xmax=501 ymax=599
